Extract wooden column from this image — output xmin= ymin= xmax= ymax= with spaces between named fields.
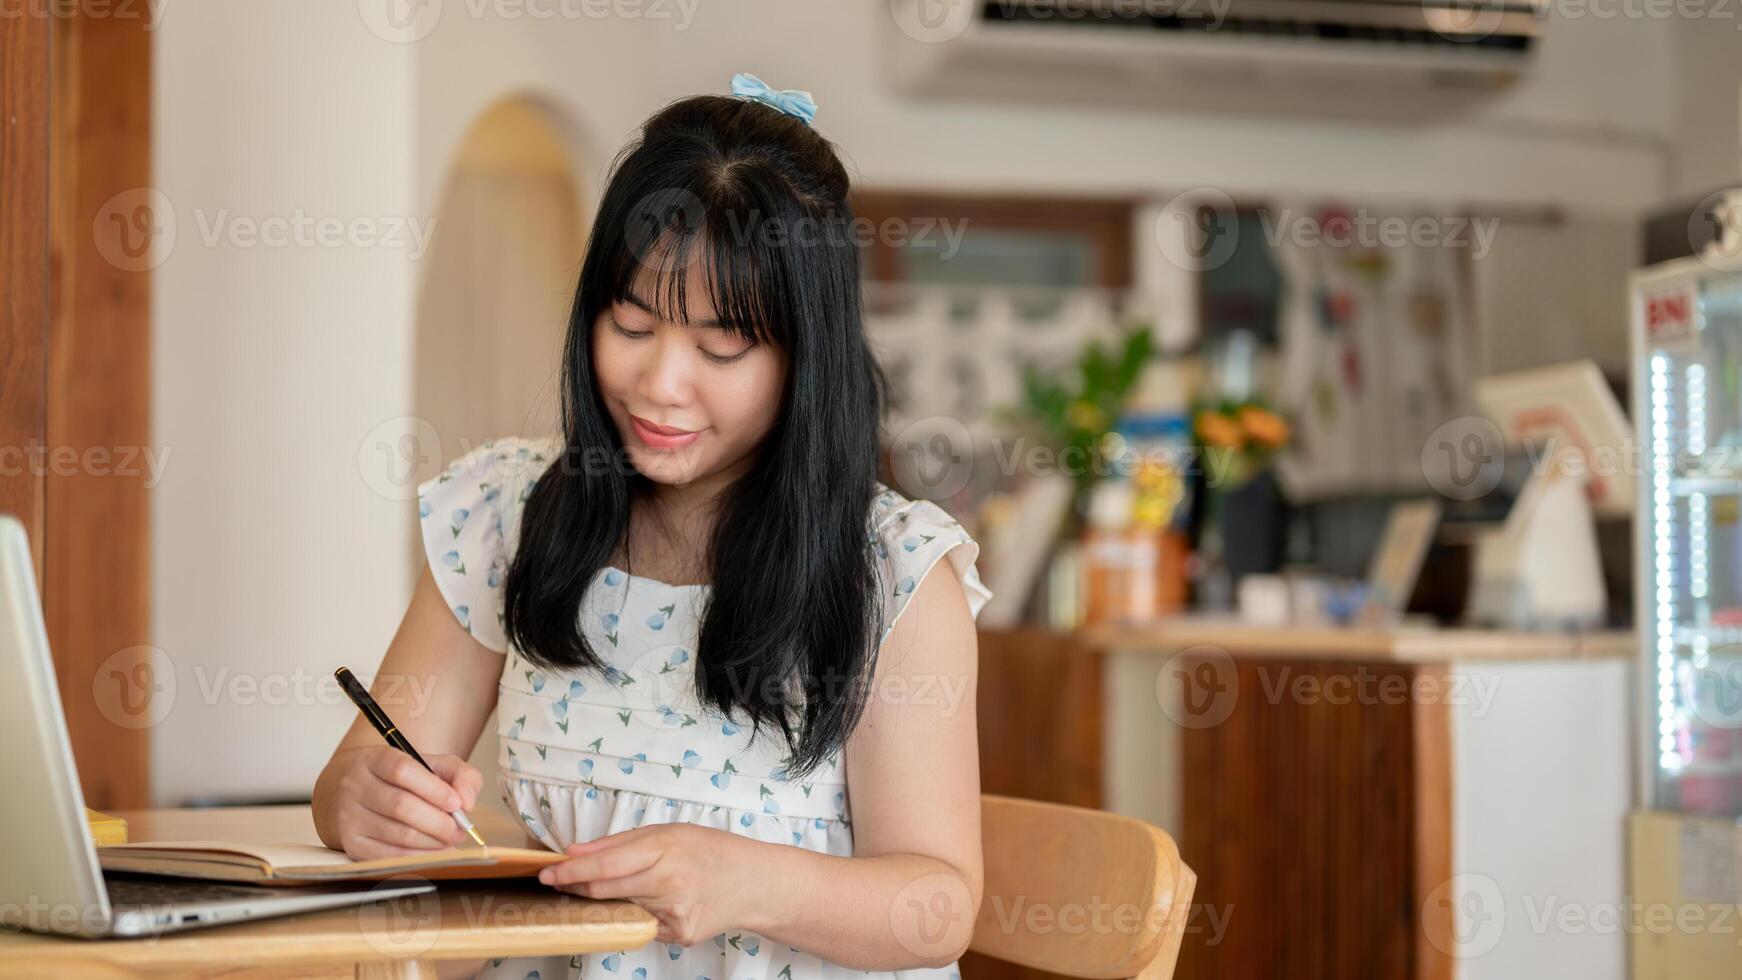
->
xmin=0 ymin=0 xmax=53 ymax=559
xmin=46 ymin=0 xmax=155 ymax=811
xmin=1 ymin=5 xmax=153 ymax=809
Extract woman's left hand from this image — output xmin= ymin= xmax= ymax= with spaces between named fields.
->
xmin=537 ymin=823 xmax=762 ymax=945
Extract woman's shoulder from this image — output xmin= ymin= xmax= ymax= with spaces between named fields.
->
xmin=867 ymin=480 xmax=979 ymax=544
xmin=867 ymin=481 xmax=994 ymax=639
xmin=419 ymin=434 xmax=564 ymax=498
xmin=414 ymin=434 xmax=563 ymax=653
xmin=866 ymin=476 xmax=937 ymax=520
xmin=417 ymin=433 xmax=566 ymax=556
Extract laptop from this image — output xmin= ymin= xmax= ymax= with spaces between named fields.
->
xmin=0 ymin=514 xmax=435 ymax=938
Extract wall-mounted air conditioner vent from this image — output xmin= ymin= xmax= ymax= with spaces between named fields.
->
xmin=885 ymin=0 xmax=1541 ymax=122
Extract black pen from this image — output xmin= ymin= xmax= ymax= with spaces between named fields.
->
xmin=334 ymin=665 xmax=487 ymax=847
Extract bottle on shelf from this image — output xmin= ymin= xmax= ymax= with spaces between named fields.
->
xmin=1082 ymin=477 xmax=1156 ymax=625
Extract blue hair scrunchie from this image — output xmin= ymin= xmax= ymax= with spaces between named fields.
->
xmin=729 ymin=72 xmax=818 ymax=125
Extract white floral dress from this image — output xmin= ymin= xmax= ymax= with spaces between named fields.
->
xmin=416 ymin=436 xmax=993 ymax=980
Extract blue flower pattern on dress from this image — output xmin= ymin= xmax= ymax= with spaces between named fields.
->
xmin=417 ymin=436 xmax=989 ymax=980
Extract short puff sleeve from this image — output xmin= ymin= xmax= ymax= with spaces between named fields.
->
xmin=870 ymin=484 xmax=994 ymax=646
xmin=416 ymin=435 xmax=557 ymax=653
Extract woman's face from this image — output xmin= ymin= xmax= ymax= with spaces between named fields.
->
xmin=593 ymin=262 xmax=787 ymax=490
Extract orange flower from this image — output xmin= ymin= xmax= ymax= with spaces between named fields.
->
xmin=1195 ymin=409 xmax=1244 ymax=449
xmin=1238 ymin=406 xmax=1290 ymax=449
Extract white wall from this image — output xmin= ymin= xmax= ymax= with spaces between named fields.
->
xmin=1669 ymin=17 xmax=1742 ymax=197
xmin=153 ymin=1 xmax=416 ymax=804
xmin=153 ymin=1 xmax=1727 ymax=803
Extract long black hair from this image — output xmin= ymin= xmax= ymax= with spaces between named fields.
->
xmin=502 ymin=94 xmax=888 ymax=780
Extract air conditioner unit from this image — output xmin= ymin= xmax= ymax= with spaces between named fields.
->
xmin=885 ymin=0 xmax=1540 ymax=122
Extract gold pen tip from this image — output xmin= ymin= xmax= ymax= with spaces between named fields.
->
xmin=467 ymin=825 xmax=487 ymax=848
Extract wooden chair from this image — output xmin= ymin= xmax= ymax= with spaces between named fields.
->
xmin=970 ymin=794 xmax=1196 ymax=980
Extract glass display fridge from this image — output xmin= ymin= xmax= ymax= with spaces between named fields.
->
xmin=1629 ymin=247 xmax=1742 ymax=980
xmin=1631 ymin=252 xmax=1742 ymax=819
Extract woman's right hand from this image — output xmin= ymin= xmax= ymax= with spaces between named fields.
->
xmin=314 ymin=745 xmax=484 ymax=859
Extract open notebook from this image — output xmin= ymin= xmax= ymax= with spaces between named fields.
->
xmin=96 ymin=841 xmax=568 ymax=886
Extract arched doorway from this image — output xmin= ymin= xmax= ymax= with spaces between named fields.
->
xmin=412 ymin=96 xmax=587 ymax=823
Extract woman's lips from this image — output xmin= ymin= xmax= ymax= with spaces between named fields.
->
xmin=629 ymin=413 xmax=701 ymax=450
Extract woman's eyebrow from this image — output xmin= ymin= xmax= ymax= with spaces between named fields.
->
xmin=620 ymin=288 xmax=732 ymax=331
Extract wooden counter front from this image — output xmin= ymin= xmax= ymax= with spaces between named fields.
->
xmin=1087 ymin=626 xmax=1630 ymax=980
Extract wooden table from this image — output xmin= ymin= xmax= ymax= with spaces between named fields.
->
xmin=0 ymin=805 xmax=658 ymax=978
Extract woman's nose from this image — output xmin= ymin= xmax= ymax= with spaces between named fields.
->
xmin=637 ymin=330 xmax=693 ymax=406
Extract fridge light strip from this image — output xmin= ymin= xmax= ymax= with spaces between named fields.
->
xmin=1687 ymin=366 xmax=1709 ymax=607
xmin=1651 ymin=354 xmax=1682 ymax=772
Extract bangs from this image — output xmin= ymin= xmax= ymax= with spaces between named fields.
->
xmin=604 ymin=191 xmax=790 ymax=351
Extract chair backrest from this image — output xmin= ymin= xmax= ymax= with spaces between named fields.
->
xmin=970 ymin=794 xmax=1196 ymax=980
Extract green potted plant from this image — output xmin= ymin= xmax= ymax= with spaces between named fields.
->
xmin=999 ymin=323 xmax=1154 ymax=524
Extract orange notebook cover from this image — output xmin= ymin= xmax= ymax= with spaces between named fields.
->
xmin=96 ymin=840 xmax=566 ymax=886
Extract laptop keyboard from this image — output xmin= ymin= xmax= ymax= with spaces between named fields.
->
xmin=105 ymin=875 xmax=280 ymax=908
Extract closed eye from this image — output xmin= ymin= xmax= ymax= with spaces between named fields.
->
xmin=608 ymin=316 xmax=650 ymax=340
xmin=611 ymin=311 xmax=753 ymax=365
xmin=700 ymin=345 xmax=752 ymax=365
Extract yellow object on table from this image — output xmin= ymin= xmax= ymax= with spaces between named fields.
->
xmin=84 ymin=807 xmax=127 ymax=845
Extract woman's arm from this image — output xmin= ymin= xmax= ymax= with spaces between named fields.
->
xmin=540 ymin=560 xmax=984 ymax=969
xmin=311 ymin=561 xmax=505 ymax=856
xmin=745 ymin=558 xmax=984 ymax=967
